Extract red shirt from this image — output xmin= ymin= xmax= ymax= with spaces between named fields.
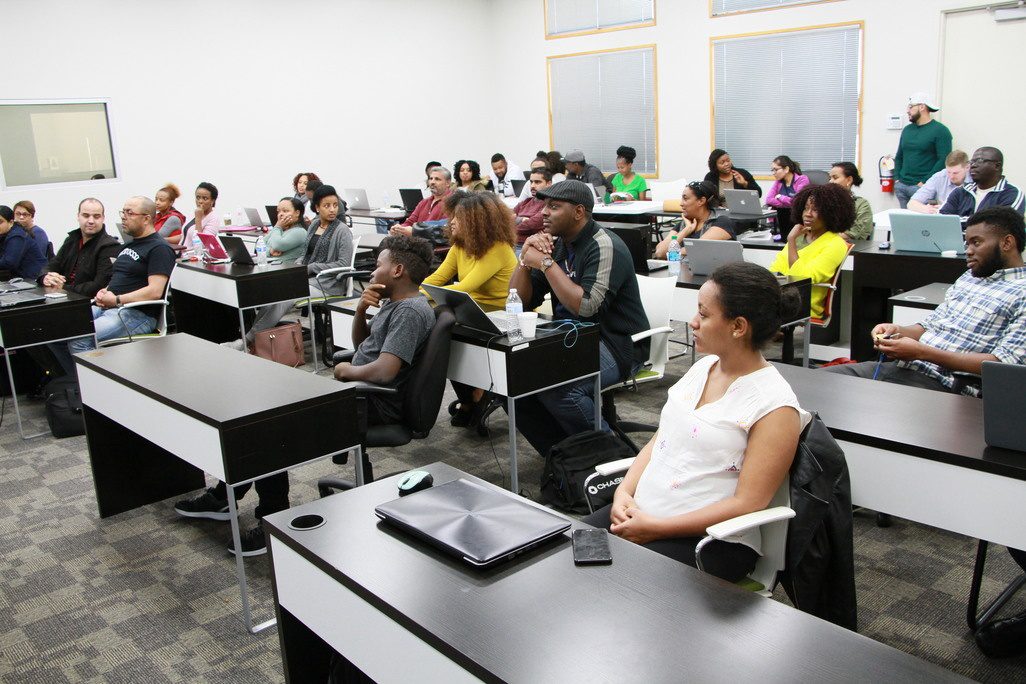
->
xmin=512 ymin=196 xmax=545 ymax=244
xmin=401 ymin=191 xmax=451 ymax=227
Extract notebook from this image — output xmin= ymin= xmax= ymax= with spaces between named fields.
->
xmin=342 ymin=188 xmax=371 ymax=211
xmin=889 ymin=213 xmax=965 ymax=254
xmin=399 ymin=188 xmax=425 ymax=212
xmin=198 ymin=233 xmax=230 ymax=260
xmin=421 ymin=284 xmax=517 ymax=335
xmin=219 ymin=235 xmax=257 ymax=265
xmin=982 ymin=361 xmax=1026 ymax=451
xmin=375 ymin=478 xmax=571 ymax=568
xmin=682 ymin=239 xmax=744 ymax=276
xmin=0 ymin=291 xmax=46 ymax=308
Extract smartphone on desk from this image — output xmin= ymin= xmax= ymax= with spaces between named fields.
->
xmin=572 ymin=528 xmax=612 ymax=565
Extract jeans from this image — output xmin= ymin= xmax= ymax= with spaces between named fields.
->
xmin=51 ymin=305 xmax=156 ymax=375
xmin=507 ymin=341 xmax=634 ymax=458
xmin=894 ymin=180 xmax=921 ymax=209
xmin=821 ymin=360 xmax=949 ymax=392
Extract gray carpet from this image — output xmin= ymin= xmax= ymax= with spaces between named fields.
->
xmin=2 ymin=333 xmax=1025 ymax=683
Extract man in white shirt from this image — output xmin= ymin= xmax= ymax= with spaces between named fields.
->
xmin=488 ymin=153 xmax=523 ymax=198
xmin=908 ymin=150 xmax=969 ymax=213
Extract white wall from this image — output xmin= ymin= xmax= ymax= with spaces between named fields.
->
xmin=4 ymin=0 xmax=1022 ymax=243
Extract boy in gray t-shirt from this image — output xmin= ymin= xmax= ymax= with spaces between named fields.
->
xmin=335 ymin=235 xmax=436 ymax=423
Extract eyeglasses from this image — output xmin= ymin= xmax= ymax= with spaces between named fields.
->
xmin=13 ymin=212 xmax=31 ymax=218
xmin=969 ymin=157 xmax=999 ymax=165
xmin=120 ymin=209 xmax=149 ymax=217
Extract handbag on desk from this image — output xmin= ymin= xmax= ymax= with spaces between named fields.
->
xmin=251 ymin=322 xmax=305 ymax=368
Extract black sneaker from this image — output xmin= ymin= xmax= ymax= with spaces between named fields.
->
xmin=174 ymin=490 xmax=230 ymax=521
xmin=228 ymin=525 xmax=267 ymax=557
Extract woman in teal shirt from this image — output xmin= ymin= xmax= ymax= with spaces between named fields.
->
xmin=268 ymin=197 xmax=308 ymax=261
xmin=608 ymin=145 xmax=649 ymax=200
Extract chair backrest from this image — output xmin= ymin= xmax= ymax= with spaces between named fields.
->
xmin=635 ymin=274 xmax=673 ymax=330
xmin=401 ymin=305 xmax=456 ymax=437
xmin=805 ymin=170 xmax=830 ymax=186
xmin=812 ymin=241 xmax=854 ymax=326
xmin=750 ymin=475 xmax=791 ymax=590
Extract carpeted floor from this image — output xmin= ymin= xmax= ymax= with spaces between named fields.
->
xmin=2 ymin=332 xmax=1025 ymax=683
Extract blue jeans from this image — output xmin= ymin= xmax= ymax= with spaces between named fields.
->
xmin=508 ymin=341 xmax=634 ymax=457
xmin=894 ymin=180 xmax=921 ymax=209
xmin=51 ymin=305 xmax=156 ymax=375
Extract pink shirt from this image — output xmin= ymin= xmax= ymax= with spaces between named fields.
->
xmin=183 ymin=211 xmax=222 ymax=245
xmin=765 ymin=174 xmax=810 ymax=208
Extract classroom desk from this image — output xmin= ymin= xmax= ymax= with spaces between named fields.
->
xmin=0 ymin=287 xmax=95 ymax=439
xmin=347 ymin=208 xmax=407 ymax=230
xmin=850 ymin=246 xmax=967 ymax=360
xmin=263 ymin=462 xmax=965 ymax=684
xmin=889 ymin=282 xmax=950 ymax=327
xmin=592 ymin=199 xmax=664 ymax=224
xmin=170 ymin=259 xmax=310 ymax=345
xmin=327 ymin=300 xmax=601 ymax=493
xmin=76 ymin=334 xmax=360 ymax=633
xmin=774 ymin=364 xmax=1026 ymax=552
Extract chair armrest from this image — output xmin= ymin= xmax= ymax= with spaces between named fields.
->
xmin=120 ymin=299 xmax=169 ymax=309
xmin=594 ymin=457 xmax=636 ymax=476
xmin=810 ymin=283 xmax=836 ymax=291
xmin=347 ymin=381 xmax=399 ymax=396
xmin=332 ymin=349 xmax=356 ymax=365
xmin=631 ymin=326 xmax=673 ymax=343
xmin=704 ymin=506 xmax=795 ymax=540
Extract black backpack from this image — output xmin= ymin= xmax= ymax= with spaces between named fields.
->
xmin=44 ymin=376 xmax=85 ymax=438
xmin=541 ymin=430 xmax=636 ymax=514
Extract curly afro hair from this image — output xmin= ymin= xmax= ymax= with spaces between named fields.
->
xmin=790 ymin=182 xmax=855 ymax=233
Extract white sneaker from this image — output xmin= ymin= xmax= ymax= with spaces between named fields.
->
xmin=220 ymin=339 xmax=247 ymax=352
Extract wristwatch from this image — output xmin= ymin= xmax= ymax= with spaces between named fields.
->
xmin=540 ymin=256 xmax=554 ymax=272
xmin=115 ymin=295 xmax=122 ymax=306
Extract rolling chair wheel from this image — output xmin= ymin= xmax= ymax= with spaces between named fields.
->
xmin=447 ymin=400 xmax=460 ymax=417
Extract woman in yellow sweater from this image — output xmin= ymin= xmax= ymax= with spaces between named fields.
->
xmin=423 ymin=191 xmax=517 ymax=427
xmin=768 ymin=183 xmax=854 ymax=320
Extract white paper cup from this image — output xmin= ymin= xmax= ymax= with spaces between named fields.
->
xmin=518 ymin=312 xmax=538 ymax=338
xmin=941 ymin=250 xmax=957 ymax=258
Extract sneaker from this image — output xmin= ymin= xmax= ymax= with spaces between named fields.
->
xmin=228 ymin=525 xmax=267 ymax=557
xmin=220 ymin=339 xmax=247 ymax=352
xmin=174 ymin=490 xmax=230 ymax=521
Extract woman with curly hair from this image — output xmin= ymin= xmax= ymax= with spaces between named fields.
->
xmin=154 ymin=183 xmax=186 ymax=245
xmin=422 ymin=191 xmax=517 ymax=427
xmin=769 ymin=182 xmax=855 ymax=319
xmin=454 ymin=160 xmax=490 ymax=192
xmin=292 ymin=172 xmax=321 ymax=205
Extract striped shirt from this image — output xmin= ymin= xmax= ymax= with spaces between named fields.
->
xmin=905 ymin=266 xmax=1026 ymax=394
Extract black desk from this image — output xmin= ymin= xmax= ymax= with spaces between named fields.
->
xmin=170 ymin=260 xmax=310 ymax=344
xmin=264 ymin=462 xmax=965 ymax=683
xmin=850 ymin=247 xmax=966 ymax=360
xmin=0 ymin=287 xmax=94 ymax=438
xmin=76 ymin=333 xmax=359 ymax=632
xmin=774 ymin=364 xmax=1026 ymax=552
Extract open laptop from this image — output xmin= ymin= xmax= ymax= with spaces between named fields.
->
xmin=399 ymin=188 xmax=424 ymax=212
xmin=421 ymin=284 xmax=517 ymax=335
xmin=240 ymin=207 xmax=265 ymax=227
xmin=0 ymin=291 xmax=46 ymax=308
xmin=375 ymin=478 xmax=570 ymax=568
xmin=265 ymin=204 xmax=279 ymax=226
xmin=220 ymin=235 xmax=257 ymax=265
xmin=723 ymin=189 xmax=765 ymax=218
xmin=510 ymin=179 xmax=526 ymax=197
xmin=682 ymin=239 xmax=744 ymax=276
xmin=116 ymin=222 xmax=133 ymax=244
xmin=982 ymin=361 xmax=1026 ymax=451
xmin=605 ymin=225 xmax=667 ymax=274
xmin=342 ymin=188 xmax=371 ymax=211
xmin=198 ymin=233 xmax=230 ymax=260
xmin=890 ymin=213 xmax=965 ymax=254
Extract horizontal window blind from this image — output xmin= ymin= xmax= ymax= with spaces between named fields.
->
xmin=549 ymin=46 xmax=657 ymax=175
xmin=712 ymin=24 xmax=861 ymax=176
xmin=546 ymin=0 xmax=654 ymax=37
xmin=712 ymin=0 xmax=837 ymax=16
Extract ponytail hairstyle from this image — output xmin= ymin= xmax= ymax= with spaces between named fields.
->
xmin=159 ymin=182 xmax=182 ymax=204
xmin=831 ymin=161 xmax=863 ymax=187
xmin=773 ymin=155 xmax=803 ymax=177
xmin=281 ymin=196 xmax=309 ymax=229
xmin=709 ymin=262 xmax=802 ymax=349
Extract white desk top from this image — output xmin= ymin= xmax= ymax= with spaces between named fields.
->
xmin=592 ymin=200 xmax=663 ymax=215
xmin=872 ymin=208 xmax=919 ymax=230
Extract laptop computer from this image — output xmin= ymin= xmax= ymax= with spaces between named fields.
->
xmin=682 ymin=239 xmax=744 ymax=276
xmin=0 ymin=279 xmax=38 ymax=292
xmin=982 ymin=361 xmax=1026 ymax=451
xmin=510 ymin=179 xmax=526 ymax=197
xmin=116 ymin=222 xmax=133 ymax=244
xmin=605 ymin=225 xmax=667 ymax=274
xmin=723 ymin=189 xmax=765 ymax=218
xmin=890 ymin=213 xmax=965 ymax=254
xmin=265 ymin=204 xmax=279 ymax=226
xmin=198 ymin=233 xmax=230 ymax=260
xmin=0 ymin=291 xmax=46 ymax=308
xmin=421 ymin=284 xmax=516 ymax=335
xmin=342 ymin=188 xmax=371 ymax=211
xmin=399 ymin=188 xmax=424 ymax=212
xmin=220 ymin=235 xmax=257 ymax=265
xmin=375 ymin=478 xmax=571 ymax=568
xmin=240 ymin=207 xmax=265 ymax=227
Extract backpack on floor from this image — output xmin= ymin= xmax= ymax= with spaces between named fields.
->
xmin=541 ymin=430 xmax=635 ymax=514
xmin=44 ymin=376 xmax=85 ymax=438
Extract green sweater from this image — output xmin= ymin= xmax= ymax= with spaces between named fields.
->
xmin=267 ymin=225 xmax=307 ymax=261
xmin=894 ymin=119 xmax=952 ymax=184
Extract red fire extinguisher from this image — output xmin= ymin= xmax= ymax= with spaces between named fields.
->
xmin=879 ymin=155 xmax=895 ymax=193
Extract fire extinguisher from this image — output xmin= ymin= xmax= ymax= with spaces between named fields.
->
xmin=879 ymin=155 xmax=895 ymax=193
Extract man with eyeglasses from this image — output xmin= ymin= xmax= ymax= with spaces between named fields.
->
xmin=940 ymin=146 xmax=1025 ymax=221
xmin=50 ymin=196 xmax=176 ymax=376
xmin=892 ymin=92 xmax=953 ymax=209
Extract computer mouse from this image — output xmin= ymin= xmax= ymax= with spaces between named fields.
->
xmin=878 ymin=241 xmax=891 ymax=250
xmin=8 ymin=278 xmax=22 ymax=284
xmin=397 ymin=470 xmax=434 ymax=496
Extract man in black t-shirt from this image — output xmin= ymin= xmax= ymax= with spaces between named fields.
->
xmin=52 ymin=196 xmax=176 ymax=375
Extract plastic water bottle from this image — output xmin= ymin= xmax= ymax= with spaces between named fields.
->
xmin=191 ymin=234 xmax=204 ymax=261
xmin=505 ymin=289 xmax=524 ymax=342
xmin=255 ymin=236 xmax=268 ymax=266
xmin=667 ymin=234 xmax=681 ymax=276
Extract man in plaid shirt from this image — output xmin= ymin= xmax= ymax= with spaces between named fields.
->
xmin=826 ymin=207 xmax=1026 ymax=395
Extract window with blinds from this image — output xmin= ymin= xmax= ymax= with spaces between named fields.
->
xmin=711 ymin=0 xmax=840 ymax=17
xmin=712 ymin=23 xmax=862 ymax=176
xmin=548 ymin=46 xmax=658 ymax=175
xmin=545 ymin=0 xmax=655 ymax=38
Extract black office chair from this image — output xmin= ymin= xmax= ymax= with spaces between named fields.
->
xmin=805 ymin=169 xmax=830 ymax=186
xmin=317 ymin=306 xmax=456 ymax=493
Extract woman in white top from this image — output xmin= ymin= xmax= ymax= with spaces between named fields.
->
xmin=583 ymin=261 xmax=811 ymax=581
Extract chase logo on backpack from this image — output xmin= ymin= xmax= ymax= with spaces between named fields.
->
xmin=587 ymin=475 xmax=624 ymax=496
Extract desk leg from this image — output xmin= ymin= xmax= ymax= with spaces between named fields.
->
xmin=84 ymin=406 xmax=206 ymax=518
xmin=354 ymin=445 xmax=365 ymax=487
xmin=594 ymin=373 xmax=602 ymax=430
xmin=237 ymin=309 xmax=247 ymax=345
xmin=3 ymin=349 xmax=47 ymax=440
xmin=227 ymin=483 xmax=276 ymax=634
xmin=508 ymin=398 xmax=519 ymax=494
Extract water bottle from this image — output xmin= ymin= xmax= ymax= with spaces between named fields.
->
xmin=191 ymin=234 xmax=204 ymax=261
xmin=255 ymin=236 xmax=268 ymax=266
xmin=505 ymin=289 xmax=524 ymax=342
xmin=667 ymin=234 xmax=681 ymax=276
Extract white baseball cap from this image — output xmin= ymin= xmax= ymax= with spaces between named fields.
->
xmin=908 ymin=92 xmax=939 ymax=112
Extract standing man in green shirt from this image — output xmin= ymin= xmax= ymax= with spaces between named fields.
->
xmin=893 ymin=92 xmax=953 ymax=208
